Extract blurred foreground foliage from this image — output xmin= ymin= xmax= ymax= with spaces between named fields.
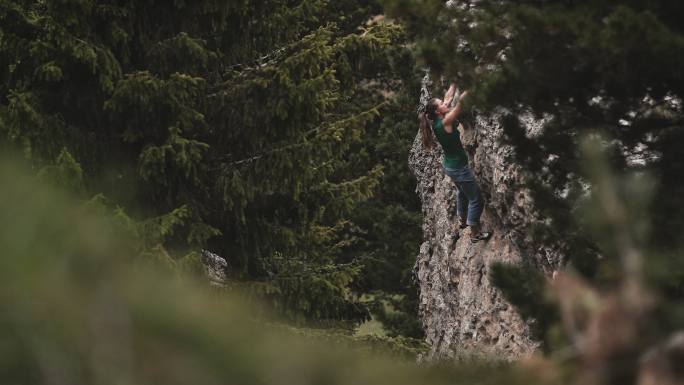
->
xmin=5 ymin=136 xmax=683 ymax=385
xmin=0 ymin=156 xmax=536 ymax=385
xmin=492 ymin=137 xmax=684 ymax=385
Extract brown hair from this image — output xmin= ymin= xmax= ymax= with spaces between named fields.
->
xmin=419 ymin=98 xmax=439 ymax=150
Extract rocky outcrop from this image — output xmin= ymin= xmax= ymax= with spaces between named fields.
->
xmin=201 ymin=249 xmax=230 ymax=286
xmin=411 ymin=81 xmax=564 ymax=361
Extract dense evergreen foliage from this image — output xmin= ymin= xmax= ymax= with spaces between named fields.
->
xmin=347 ymin=82 xmax=425 ymax=338
xmin=0 ymin=0 xmax=423 ymax=329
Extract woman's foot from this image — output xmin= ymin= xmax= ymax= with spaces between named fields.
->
xmin=471 ymin=231 xmax=492 ymax=243
xmin=469 ymin=224 xmax=492 ymax=243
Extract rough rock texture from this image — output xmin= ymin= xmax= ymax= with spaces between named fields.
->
xmin=201 ymin=249 xmax=230 ymax=286
xmin=412 ymin=81 xmax=564 ymax=361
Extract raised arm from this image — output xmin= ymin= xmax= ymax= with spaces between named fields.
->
xmin=443 ymin=83 xmax=457 ymax=106
xmin=442 ymin=90 xmax=469 ymax=132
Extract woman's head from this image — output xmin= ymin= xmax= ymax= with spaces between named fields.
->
xmin=425 ymin=98 xmax=449 ymax=120
xmin=419 ymin=98 xmax=445 ymax=150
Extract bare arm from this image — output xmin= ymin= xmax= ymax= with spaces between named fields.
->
xmin=443 ymin=90 xmax=469 ymax=133
xmin=443 ymin=83 xmax=457 ymax=106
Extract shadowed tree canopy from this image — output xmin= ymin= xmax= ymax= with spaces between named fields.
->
xmin=0 ymin=0 xmax=418 ymax=325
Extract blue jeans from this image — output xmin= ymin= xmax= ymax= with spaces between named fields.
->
xmin=444 ymin=166 xmax=484 ymax=226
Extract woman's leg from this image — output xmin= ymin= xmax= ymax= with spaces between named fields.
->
xmin=455 ymin=184 xmax=469 ymax=226
xmin=456 ymin=179 xmax=483 ymax=226
xmin=445 ymin=166 xmax=489 ymax=239
xmin=446 ymin=166 xmax=490 ymax=241
xmin=456 ymin=178 xmax=491 ymax=241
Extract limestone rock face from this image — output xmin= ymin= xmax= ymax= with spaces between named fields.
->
xmin=411 ymin=91 xmax=564 ymax=361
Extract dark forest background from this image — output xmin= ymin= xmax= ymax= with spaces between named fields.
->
xmin=0 ymin=0 xmax=425 ymax=339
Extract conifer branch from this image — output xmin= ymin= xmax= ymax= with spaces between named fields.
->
xmin=212 ymin=102 xmax=386 ymax=169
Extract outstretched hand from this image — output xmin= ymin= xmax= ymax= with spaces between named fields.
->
xmin=443 ymin=83 xmax=458 ymax=106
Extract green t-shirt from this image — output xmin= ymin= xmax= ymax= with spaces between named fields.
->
xmin=432 ymin=118 xmax=468 ymax=169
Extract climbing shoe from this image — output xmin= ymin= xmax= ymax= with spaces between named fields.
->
xmin=471 ymin=231 xmax=492 ymax=243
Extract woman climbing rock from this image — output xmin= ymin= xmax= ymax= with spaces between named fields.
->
xmin=419 ymin=83 xmax=492 ymax=243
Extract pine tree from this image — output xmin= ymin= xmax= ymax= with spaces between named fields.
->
xmin=0 ymin=0 xmax=409 ymax=324
xmin=346 ymin=79 xmax=426 ymax=338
